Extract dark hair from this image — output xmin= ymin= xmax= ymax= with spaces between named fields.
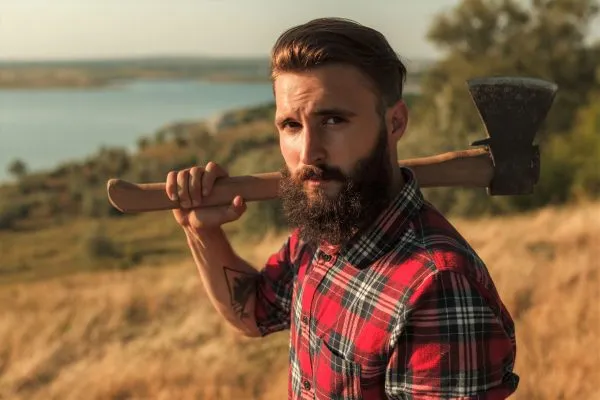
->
xmin=270 ymin=17 xmax=407 ymax=111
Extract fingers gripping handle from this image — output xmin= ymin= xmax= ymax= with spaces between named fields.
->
xmin=107 ymin=172 xmax=282 ymax=213
xmin=106 ymin=149 xmax=494 ymax=214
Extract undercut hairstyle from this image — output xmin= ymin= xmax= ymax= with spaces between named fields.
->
xmin=270 ymin=17 xmax=408 ymax=112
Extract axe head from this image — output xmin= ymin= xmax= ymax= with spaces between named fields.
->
xmin=467 ymin=76 xmax=558 ymax=195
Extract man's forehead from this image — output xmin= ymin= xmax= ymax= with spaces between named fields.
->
xmin=273 ymin=67 xmax=376 ymax=114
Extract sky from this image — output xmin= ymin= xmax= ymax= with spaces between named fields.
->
xmin=1 ymin=0 xmax=599 ymax=62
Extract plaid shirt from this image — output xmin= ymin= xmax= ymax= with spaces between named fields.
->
xmin=255 ymin=167 xmax=519 ymax=399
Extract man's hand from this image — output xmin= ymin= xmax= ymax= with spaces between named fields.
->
xmin=166 ymin=161 xmax=247 ymax=234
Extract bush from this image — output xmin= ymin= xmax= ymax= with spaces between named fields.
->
xmin=80 ymin=222 xmax=121 ymax=261
xmin=509 ymin=93 xmax=600 ymax=209
xmin=81 ymin=190 xmax=122 ymax=218
xmin=228 ymin=146 xmax=289 ymax=239
xmin=238 ymin=199 xmax=289 ymax=240
xmin=80 ymin=223 xmax=142 ymax=270
xmin=0 ymin=202 xmax=31 ymax=230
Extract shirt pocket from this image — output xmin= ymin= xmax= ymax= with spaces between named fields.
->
xmin=313 ymin=337 xmax=363 ymax=400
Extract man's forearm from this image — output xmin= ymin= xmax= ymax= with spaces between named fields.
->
xmin=184 ymin=227 xmax=262 ymax=337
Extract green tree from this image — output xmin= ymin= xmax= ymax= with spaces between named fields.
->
xmin=405 ymin=0 xmax=600 ymax=215
xmin=7 ymin=159 xmax=28 ymax=179
xmin=421 ymin=0 xmax=599 ymax=137
xmin=529 ymin=90 xmax=600 ymax=205
xmin=137 ymin=137 xmax=150 ymax=150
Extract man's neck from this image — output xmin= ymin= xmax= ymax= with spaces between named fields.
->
xmin=389 ymin=165 xmax=406 ymax=197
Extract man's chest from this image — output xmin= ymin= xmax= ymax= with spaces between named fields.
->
xmin=287 ymin=249 xmax=412 ymax=399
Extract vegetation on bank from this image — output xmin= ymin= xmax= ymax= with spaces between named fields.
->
xmin=0 ymin=57 xmax=273 ymax=88
xmin=0 ymin=102 xmax=281 ymax=284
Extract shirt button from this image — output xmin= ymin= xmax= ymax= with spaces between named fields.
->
xmin=321 ymin=253 xmax=332 ymax=262
xmin=303 ymin=380 xmax=312 ymax=390
xmin=301 ymin=315 xmax=309 ymax=324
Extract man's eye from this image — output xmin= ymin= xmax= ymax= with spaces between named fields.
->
xmin=324 ymin=116 xmax=345 ymax=125
xmin=283 ymin=121 xmax=301 ymax=130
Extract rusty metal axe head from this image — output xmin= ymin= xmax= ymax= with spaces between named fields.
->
xmin=467 ymin=76 xmax=558 ymax=195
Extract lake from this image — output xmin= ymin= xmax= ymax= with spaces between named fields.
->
xmin=0 ymin=79 xmax=274 ymax=182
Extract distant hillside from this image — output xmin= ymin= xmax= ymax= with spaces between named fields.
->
xmin=0 ymin=56 xmax=432 ymax=89
xmin=0 ymin=57 xmax=272 ymax=88
xmin=0 ymin=101 xmax=281 ymax=283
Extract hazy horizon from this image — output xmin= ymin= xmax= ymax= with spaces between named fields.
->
xmin=0 ymin=53 xmax=438 ymax=64
xmin=3 ymin=0 xmax=599 ymax=64
xmin=0 ymin=0 xmax=478 ymax=62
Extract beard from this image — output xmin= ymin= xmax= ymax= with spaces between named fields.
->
xmin=278 ymin=126 xmax=394 ymax=247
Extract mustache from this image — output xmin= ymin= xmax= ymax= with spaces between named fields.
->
xmin=296 ymin=165 xmax=346 ymax=182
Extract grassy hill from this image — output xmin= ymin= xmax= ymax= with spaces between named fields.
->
xmin=0 ymin=200 xmax=597 ymax=399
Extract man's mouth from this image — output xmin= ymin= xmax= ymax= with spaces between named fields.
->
xmin=306 ymin=178 xmax=324 ymax=185
xmin=305 ymin=178 xmax=337 ymax=188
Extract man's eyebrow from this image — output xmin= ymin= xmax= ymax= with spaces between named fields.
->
xmin=274 ymin=116 xmax=293 ymax=126
xmin=312 ymin=108 xmax=357 ymax=117
xmin=274 ymin=108 xmax=357 ymax=126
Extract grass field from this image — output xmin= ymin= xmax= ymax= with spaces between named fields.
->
xmin=0 ymin=200 xmax=598 ymax=399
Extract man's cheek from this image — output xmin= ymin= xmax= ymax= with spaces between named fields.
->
xmin=279 ymin=144 xmax=298 ymax=169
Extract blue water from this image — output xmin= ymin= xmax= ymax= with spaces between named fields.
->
xmin=0 ymin=79 xmax=274 ymax=182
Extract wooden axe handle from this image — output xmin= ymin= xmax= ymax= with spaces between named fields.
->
xmin=107 ymin=148 xmax=492 ymax=213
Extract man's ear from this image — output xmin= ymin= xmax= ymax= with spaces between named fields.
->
xmin=388 ymin=99 xmax=408 ymax=139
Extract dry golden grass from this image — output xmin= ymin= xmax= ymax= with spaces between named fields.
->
xmin=0 ymin=202 xmax=598 ymax=399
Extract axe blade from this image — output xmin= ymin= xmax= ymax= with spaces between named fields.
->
xmin=467 ymin=76 xmax=558 ymax=195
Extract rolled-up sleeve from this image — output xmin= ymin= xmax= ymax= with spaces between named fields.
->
xmin=254 ymin=233 xmax=298 ymax=336
xmin=385 ymin=270 xmax=519 ymax=399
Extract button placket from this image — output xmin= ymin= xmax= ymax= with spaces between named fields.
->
xmin=297 ymin=253 xmax=326 ymax=396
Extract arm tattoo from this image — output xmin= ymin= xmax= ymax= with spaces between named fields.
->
xmin=223 ymin=266 xmax=258 ymax=319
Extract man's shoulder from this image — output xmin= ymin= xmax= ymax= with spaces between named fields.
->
xmin=384 ymin=201 xmax=492 ymax=294
xmin=412 ymin=201 xmax=483 ymax=268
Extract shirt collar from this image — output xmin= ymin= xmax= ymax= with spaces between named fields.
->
xmin=319 ymin=167 xmax=425 ymax=269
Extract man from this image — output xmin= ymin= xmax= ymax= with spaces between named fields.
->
xmin=166 ymin=18 xmax=519 ymax=399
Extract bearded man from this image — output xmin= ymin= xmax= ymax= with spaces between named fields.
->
xmin=166 ymin=17 xmax=519 ymax=400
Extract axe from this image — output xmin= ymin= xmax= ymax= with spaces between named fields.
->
xmin=106 ymin=76 xmax=558 ymax=214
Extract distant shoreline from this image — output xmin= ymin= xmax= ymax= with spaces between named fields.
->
xmin=0 ymin=56 xmax=430 ymax=90
xmin=0 ymin=75 xmax=272 ymax=90
xmin=0 ymin=57 xmax=272 ymax=89
xmin=0 ymin=76 xmax=422 ymax=92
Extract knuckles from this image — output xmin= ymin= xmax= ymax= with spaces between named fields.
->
xmin=170 ymin=161 xmax=224 ymax=179
xmin=167 ymin=161 xmax=230 ymax=219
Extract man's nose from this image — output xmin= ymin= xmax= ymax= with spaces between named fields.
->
xmin=299 ymin=126 xmax=326 ymax=166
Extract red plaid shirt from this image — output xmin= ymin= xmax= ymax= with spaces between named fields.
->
xmin=255 ymin=167 xmax=519 ymax=399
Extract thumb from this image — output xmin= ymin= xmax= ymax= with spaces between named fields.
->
xmin=223 ymin=195 xmax=247 ymax=222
